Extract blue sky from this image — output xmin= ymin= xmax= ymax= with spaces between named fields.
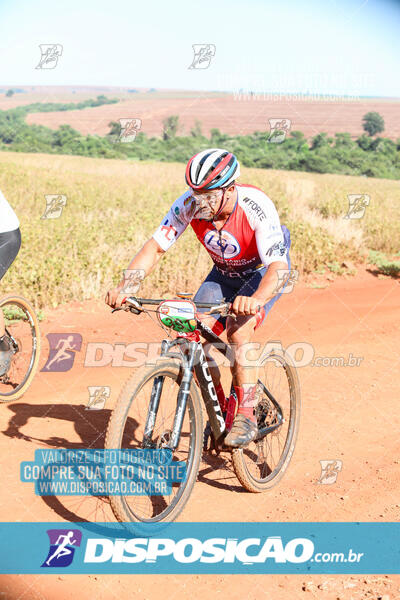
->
xmin=0 ymin=0 xmax=399 ymax=96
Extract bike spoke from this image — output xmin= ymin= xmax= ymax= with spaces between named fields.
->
xmin=236 ymin=355 xmax=294 ymax=486
xmin=115 ymin=371 xmax=195 ymax=521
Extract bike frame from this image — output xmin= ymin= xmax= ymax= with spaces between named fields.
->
xmin=142 ymin=314 xmax=285 ymax=452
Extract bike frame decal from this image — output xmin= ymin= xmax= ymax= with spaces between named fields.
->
xmin=194 ymin=345 xmax=226 ymax=438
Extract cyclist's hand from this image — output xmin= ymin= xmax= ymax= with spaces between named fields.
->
xmin=231 ymin=295 xmax=263 ymax=316
xmin=105 ymin=286 xmax=128 ymax=309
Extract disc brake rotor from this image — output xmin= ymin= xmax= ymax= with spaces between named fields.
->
xmin=156 ymin=429 xmax=172 ymax=449
xmin=255 ymin=393 xmax=279 ymax=430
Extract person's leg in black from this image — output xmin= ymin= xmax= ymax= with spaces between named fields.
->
xmin=0 ymin=228 xmax=22 ymax=375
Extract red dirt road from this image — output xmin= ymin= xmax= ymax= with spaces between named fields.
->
xmin=0 ymin=268 xmax=399 ymax=599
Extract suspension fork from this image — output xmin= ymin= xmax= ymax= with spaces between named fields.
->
xmin=143 ymin=339 xmax=198 ymax=451
xmin=142 ymin=375 xmax=164 ymax=446
xmin=169 ymin=341 xmax=197 ymax=450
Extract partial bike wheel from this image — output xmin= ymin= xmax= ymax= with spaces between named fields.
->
xmin=105 ymin=357 xmax=203 ymax=524
xmin=232 ymin=350 xmax=300 ymax=493
xmin=0 ymin=295 xmax=41 ymax=403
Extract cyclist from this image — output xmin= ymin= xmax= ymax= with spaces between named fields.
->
xmin=106 ymin=149 xmax=291 ymax=447
xmin=0 ymin=189 xmax=21 ymax=376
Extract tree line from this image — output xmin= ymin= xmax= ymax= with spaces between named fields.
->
xmin=0 ymin=100 xmax=398 ymax=179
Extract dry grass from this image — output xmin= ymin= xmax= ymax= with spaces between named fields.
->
xmin=0 ymin=151 xmax=398 ymax=308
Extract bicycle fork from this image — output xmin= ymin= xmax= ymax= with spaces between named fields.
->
xmin=142 ymin=340 xmax=199 ymax=451
xmin=142 ymin=339 xmax=226 ymax=451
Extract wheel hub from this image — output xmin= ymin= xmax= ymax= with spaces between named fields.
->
xmin=156 ymin=429 xmax=172 ymax=449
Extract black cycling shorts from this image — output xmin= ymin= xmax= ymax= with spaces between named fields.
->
xmin=0 ymin=228 xmax=21 ymax=281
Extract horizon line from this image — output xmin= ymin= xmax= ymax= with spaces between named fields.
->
xmin=0 ymin=85 xmax=399 ymax=101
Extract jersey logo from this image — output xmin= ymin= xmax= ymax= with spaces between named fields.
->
xmin=203 ymin=230 xmax=241 ymax=259
xmin=242 ymin=197 xmax=266 ymax=221
xmin=265 ymin=241 xmax=286 ymax=257
xmin=161 ymin=224 xmax=177 ymax=241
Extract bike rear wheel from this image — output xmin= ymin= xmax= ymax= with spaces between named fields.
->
xmin=105 ymin=357 xmax=203 ymax=524
xmin=232 ymin=350 xmax=300 ymax=492
xmin=0 ymin=295 xmax=41 ymax=403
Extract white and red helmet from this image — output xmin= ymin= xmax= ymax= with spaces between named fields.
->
xmin=185 ymin=148 xmax=240 ymax=191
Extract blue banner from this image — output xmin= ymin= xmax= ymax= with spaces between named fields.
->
xmin=1 ymin=522 xmax=399 ymax=574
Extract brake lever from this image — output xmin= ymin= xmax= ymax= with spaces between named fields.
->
xmin=111 ymin=304 xmax=142 ymax=315
xmin=125 ymin=297 xmax=143 ymax=314
xmin=111 ymin=306 xmax=143 ymax=315
xmin=221 ymin=304 xmax=232 ymax=318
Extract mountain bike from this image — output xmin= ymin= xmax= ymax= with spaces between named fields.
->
xmin=0 ymin=295 xmax=41 ymax=402
xmin=105 ymin=295 xmax=300 ymax=524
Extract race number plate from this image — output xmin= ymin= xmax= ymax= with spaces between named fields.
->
xmin=157 ymin=299 xmax=197 ymax=333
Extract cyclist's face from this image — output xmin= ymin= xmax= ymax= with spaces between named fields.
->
xmin=191 ymin=189 xmax=223 ymax=220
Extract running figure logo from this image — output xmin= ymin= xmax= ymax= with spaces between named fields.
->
xmin=317 ymin=460 xmax=343 ymax=484
xmin=41 ymin=333 xmax=82 ymax=372
xmin=344 ymin=194 xmax=370 ymax=219
xmin=267 ymin=119 xmax=291 ymax=143
xmin=86 ymin=386 xmax=110 ymax=410
xmin=41 ymin=529 xmax=82 ymax=567
xmin=118 ymin=118 xmax=142 ymax=142
xmin=35 ymin=44 xmax=63 ymax=69
xmin=121 ymin=268 xmax=145 ymax=295
xmin=273 ymin=269 xmax=299 ymax=295
xmin=188 ymin=44 xmax=216 ymax=69
xmin=41 ymin=195 xmax=67 ymax=219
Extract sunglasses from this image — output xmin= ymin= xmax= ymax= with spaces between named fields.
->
xmin=190 ymin=189 xmax=223 ymax=202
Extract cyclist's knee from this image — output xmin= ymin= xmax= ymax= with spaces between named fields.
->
xmin=227 ymin=329 xmax=245 ymax=346
xmin=226 ymin=316 xmax=256 ymax=345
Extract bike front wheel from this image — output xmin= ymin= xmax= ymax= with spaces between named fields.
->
xmin=105 ymin=357 xmax=203 ymax=524
xmin=0 ymin=295 xmax=41 ymax=403
xmin=232 ymin=350 xmax=301 ymax=493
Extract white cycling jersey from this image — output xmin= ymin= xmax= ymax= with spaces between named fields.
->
xmin=0 ymin=189 xmax=19 ymax=234
xmin=153 ymin=183 xmax=289 ymax=277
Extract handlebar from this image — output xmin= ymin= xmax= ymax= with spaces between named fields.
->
xmin=112 ymin=297 xmax=262 ymax=319
xmin=112 ymin=296 xmax=232 ymax=316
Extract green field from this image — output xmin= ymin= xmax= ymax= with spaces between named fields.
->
xmin=0 ymin=151 xmax=399 ymax=308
